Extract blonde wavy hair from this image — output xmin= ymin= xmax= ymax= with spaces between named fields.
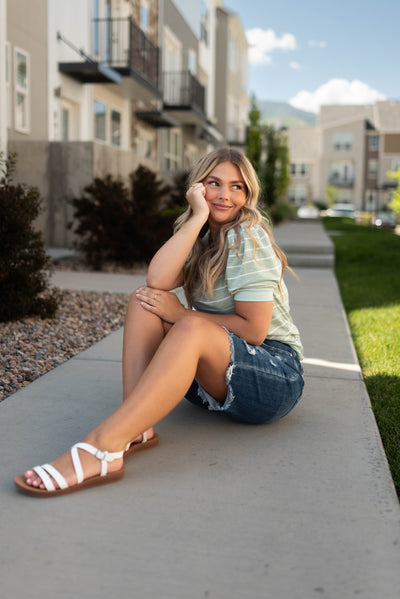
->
xmin=174 ymin=147 xmax=293 ymax=307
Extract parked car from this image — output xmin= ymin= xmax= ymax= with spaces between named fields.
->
xmin=370 ymin=211 xmax=397 ymax=230
xmin=326 ymin=203 xmax=357 ymax=219
xmin=297 ymin=205 xmax=320 ymax=219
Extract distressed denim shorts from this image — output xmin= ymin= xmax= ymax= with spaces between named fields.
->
xmin=185 ymin=333 xmax=304 ymax=425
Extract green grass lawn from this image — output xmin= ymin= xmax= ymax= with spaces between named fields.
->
xmin=323 ymin=217 xmax=400 ymax=493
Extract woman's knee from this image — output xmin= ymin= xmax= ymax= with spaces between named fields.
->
xmin=170 ymin=314 xmax=218 ymax=339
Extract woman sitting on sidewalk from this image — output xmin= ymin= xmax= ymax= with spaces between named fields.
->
xmin=15 ymin=147 xmax=304 ymax=497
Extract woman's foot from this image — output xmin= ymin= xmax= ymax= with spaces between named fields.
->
xmin=22 ymin=440 xmax=124 ymax=492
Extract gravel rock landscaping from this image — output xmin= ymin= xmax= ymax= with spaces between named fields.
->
xmin=0 ymin=288 xmax=130 ymax=402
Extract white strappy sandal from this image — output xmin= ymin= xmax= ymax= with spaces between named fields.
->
xmin=125 ymin=431 xmax=159 ymax=458
xmin=14 ymin=442 xmax=125 ymax=498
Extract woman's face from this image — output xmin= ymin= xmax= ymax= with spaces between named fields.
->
xmin=202 ymin=161 xmax=247 ymax=232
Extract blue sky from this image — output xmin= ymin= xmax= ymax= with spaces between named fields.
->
xmin=224 ymin=0 xmax=399 ymax=113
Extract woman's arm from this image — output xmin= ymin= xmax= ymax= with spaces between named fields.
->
xmin=188 ymin=301 xmax=273 ymax=346
xmin=146 ymin=184 xmax=209 ymax=290
xmin=135 ymin=286 xmax=273 ymax=346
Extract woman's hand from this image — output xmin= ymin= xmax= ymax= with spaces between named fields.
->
xmin=136 ymin=286 xmax=188 ymax=324
xmin=186 ymin=182 xmax=209 ymax=220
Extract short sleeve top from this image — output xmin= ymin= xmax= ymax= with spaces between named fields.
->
xmin=192 ymin=224 xmax=304 ymax=359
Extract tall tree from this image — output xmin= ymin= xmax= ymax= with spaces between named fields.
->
xmin=245 ymin=95 xmax=262 ymax=177
xmin=261 ymin=125 xmax=291 ymax=207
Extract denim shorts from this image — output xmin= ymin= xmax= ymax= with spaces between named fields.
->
xmin=185 ymin=333 xmax=304 ymax=424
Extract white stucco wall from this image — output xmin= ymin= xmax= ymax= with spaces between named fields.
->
xmin=47 ymin=0 xmax=93 ymax=142
xmin=170 ymin=0 xmax=200 ymax=36
xmin=0 ymin=0 xmax=7 ymax=153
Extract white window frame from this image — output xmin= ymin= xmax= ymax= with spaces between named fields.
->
xmin=164 ymin=128 xmax=181 ymax=171
xmin=14 ymin=47 xmax=30 ymax=134
xmin=5 ymin=42 xmax=11 ymax=128
xmin=391 ymin=158 xmax=400 ymax=172
xmin=368 ymin=159 xmax=378 ymax=179
xmin=188 ymin=49 xmax=197 ymax=75
xmin=110 ymin=107 xmax=121 ymax=147
xmin=369 ymin=134 xmax=379 ymax=151
xmin=60 ymin=106 xmax=70 ymax=141
xmin=333 ymin=132 xmax=353 ymax=151
xmin=229 ymin=37 xmax=237 ymax=71
xmin=288 ymin=187 xmax=307 ymax=206
xmin=94 ymin=99 xmax=107 ymax=142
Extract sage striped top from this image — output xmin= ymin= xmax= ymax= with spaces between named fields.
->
xmin=192 ymin=224 xmax=304 ymax=359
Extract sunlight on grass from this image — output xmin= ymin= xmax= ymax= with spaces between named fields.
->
xmin=324 ymin=219 xmax=400 ymax=493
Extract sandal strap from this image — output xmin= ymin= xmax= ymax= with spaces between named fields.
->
xmin=33 ymin=465 xmax=56 ymax=491
xmin=33 ymin=464 xmax=68 ymax=491
xmin=41 ymin=463 xmax=69 ymax=490
xmin=125 ymin=431 xmax=148 ymax=452
xmin=71 ymin=442 xmax=124 ymax=481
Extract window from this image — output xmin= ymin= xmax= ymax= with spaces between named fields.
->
xmin=140 ymin=0 xmax=149 ymax=32
xmin=61 ymin=107 xmax=69 ymax=141
xmin=369 ymin=134 xmax=379 ymax=151
xmin=165 ymin=129 xmax=181 ymax=171
xmin=290 ymin=163 xmax=307 ymax=176
xmin=94 ymin=100 xmax=106 ymax=141
xmin=200 ymin=0 xmax=208 ymax=45
xmin=391 ymin=159 xmax=400 ymax=172
xmin=5 ymin=42 xmax=11 ymax=128
xmin=111 ymin=109 xmax=121 ymax=146
xmin=229 ymin=38 xmax=237 ymax=71
xmin=368 ymin=159 xmax=378 ymax=179
xmin=188 ymin=49 xmax=196 ymax=75
xmin=333 ymin=132 xmax=353 ymax=151
xmin=14 ymin=48 xmax=29 ymax=133
xmin=288 ymin=187 xmax=307 ymax=205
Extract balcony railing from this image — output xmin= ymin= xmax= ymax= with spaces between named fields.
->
xmin=163 ymin=71 xmax=205 ymax=115
xmin=329 ymin=174 xmax=354 ymax=187
xmin=92 ymin=17 xmax=159 ymax=88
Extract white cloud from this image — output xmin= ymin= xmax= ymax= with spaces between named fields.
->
xmin=246 ymin=28 xmax=297 ymax=65
xmin=308 ymin=40 xmax=327 ymax=48
xmin=289 ymin=78 xmax=386 ymax=113
xmin=289 ymin=61 xmax=303 ymax=70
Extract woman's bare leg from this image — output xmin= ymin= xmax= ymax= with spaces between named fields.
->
xmin=122 ymin=292 xmax=167 ymax=443
xmin=24 ymin=315 xmax=231 ymax=489
xmin=122 ymin=292 xmax=165 ymax=401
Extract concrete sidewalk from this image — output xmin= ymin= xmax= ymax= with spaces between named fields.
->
xmin=1 ymin=221 xmax=400 ymax=599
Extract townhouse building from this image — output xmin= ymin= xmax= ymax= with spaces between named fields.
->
xmin=286 ymin=101 xmax=400 ymax=211
xmin=2 ymin=0 xmax=249 ymax=247
xmin=0 ymin=0 xmax=7 ymax=154
xmin=214 ymin=3 xmax=249 ymax=147
xmin=286 ymin=126 xmax=320 ymax=206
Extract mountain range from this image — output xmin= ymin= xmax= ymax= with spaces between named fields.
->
xmin=257 ymin=100 xmax=317 ymax=128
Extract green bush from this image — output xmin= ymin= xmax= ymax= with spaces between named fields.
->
xmin=267 ymin=200 xmax=296 ymax=224
xmin=70 ymin=165 xmax=173 ymax=269
xmin=0 ymin=153 xmax=60 ymax=322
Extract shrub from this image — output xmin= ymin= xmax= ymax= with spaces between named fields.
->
xmin=0 ymin=153 xmax=60 ymax=322
xmin=70 ymin=165 xmax=173 ymax=268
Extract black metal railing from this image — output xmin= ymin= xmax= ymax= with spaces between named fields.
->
xmin=92 ymin=17 xmax=159 ymax=87
xmin=163 ymin=71 xmax=205 ymax=114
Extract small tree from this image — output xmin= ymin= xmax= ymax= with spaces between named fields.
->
xmin=129 ymin=165 xmax=172 ymax=260
xmin=70 ymin=165 xmax=172 ymax=268
xmin=261 ymin=126 xmax=291 ymax=207
xmin=387 ymin=170 xmax=400 ymax=220
xmin=0 ymin=153 xmax=60 ymax=322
